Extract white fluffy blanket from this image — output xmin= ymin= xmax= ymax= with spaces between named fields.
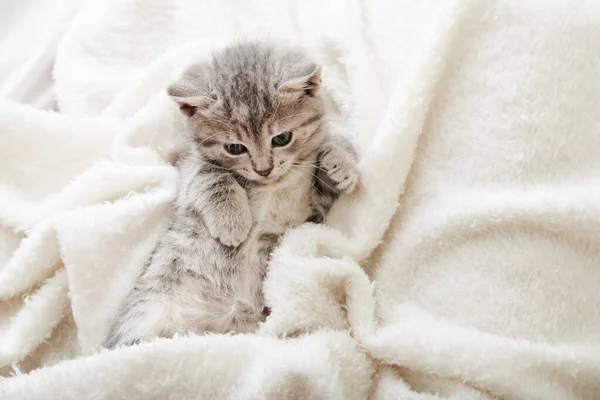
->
xmin=2 ymin=0 xmax=600 ymax=399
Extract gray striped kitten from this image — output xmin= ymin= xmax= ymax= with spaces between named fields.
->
xmin=104 ymin=42 xmax=358 ymax=348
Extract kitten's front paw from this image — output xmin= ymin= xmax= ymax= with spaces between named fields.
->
xmin=206 ymin=208 xmax=252 ymax=248
xmin=319 ymin=148 xmax=359 ymax=194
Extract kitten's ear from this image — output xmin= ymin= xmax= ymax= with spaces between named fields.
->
xmin=168 ymin=66 xmax=216 ymax=117
xmin=278 ymin=63 xmax=322 ymax=97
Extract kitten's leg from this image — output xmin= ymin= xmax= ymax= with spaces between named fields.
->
xmin=103 ymin=244 xmax=177 ymax=349
xmin=308 ymin=134 xmax=359 ymax=222
xmin=307 ymin=189 xmax=336 ymax=224
xmin=307 ymin=135 xmax=358 ymax=223
xmin=180 ymin=162 xmax=252 ymax=248
xmin=103 ymin=289 xmax=168 ymax=349
xmin=316 ymin=134 xmax=359 ymax=195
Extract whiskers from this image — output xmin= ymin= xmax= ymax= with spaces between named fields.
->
xmin=198 ymin=130 xmax=229 ymax=147
xmin=206 ymin=163 xmax=233 ymax=173
xmin=290 ymin=161 xmax=336 ymax=194
xmin=208 ymin=153 xmax=234 ymax=173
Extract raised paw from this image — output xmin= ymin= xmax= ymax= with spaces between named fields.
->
xmin=205 ymin=206 xmax=253 ymax=247
xmin=319 ymin=147 xmax=359 ymax=194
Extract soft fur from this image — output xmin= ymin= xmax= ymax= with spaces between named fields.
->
xmin=103 ymin=42 xmax=358 ymax=347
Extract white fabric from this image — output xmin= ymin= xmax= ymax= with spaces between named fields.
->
xmin=1 ymin=0 xmax=600 ymax=399
xmin=0 ymin=0 xmax=82 ymax=109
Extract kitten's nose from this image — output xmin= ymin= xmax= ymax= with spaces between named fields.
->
xmin=254 ymin=166 xmax=273 ymax=177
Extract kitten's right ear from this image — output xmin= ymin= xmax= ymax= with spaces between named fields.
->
xmin=278 ymin=63 xmax=322 ymax=97
xmin=167 ymin=66 xmax=216 ymax=117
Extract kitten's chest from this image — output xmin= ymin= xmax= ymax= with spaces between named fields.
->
xmin=247 ymin=169 xmax=314 ymax=235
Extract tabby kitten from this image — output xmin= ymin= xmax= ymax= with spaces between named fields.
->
xmin=103 ymin=41 xmax=359 ymax=348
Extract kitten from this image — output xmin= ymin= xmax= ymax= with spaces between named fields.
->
xmin=103 ymin=41 xmax=359 ymax=348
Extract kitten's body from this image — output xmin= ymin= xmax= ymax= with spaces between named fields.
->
xmin=104 ymin=42 xmax=358 ymax=348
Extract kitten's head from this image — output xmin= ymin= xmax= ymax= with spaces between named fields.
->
xmin=168 ymin=42 xmax=326 ymax=184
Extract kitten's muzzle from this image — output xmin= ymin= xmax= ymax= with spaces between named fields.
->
xmin=254 ymin=166 xmax=274 ymax=177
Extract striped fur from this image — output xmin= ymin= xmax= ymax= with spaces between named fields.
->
xmin=103 ymin=41 xmax=358 ymax=348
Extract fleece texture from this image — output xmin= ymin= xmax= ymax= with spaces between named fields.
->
xmin=1 ymin=0 xmax=600 ymax=399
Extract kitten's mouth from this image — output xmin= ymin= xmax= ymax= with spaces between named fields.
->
xmin=257 ymin=174 xmax=286 ymax=186
xmin=258 ymin=176 xmax=282 ymax=185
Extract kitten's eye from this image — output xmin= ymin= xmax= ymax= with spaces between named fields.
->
xmin=224 ymin=143 xmax=247 ymax=155
xmin=271 ymin=131 xmax=293 ymax=147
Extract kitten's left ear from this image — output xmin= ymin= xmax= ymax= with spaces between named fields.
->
xmin=168 ymin=84 xmax=216 ymax=117
xmin=168 ymin=64 xmax=216 ymax=117
xmin=278 ymin=63 xmax=322 ymax=97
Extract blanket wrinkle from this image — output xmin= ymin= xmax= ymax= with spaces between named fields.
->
xmin=1 ymin=0 xmax=600 ymax=399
